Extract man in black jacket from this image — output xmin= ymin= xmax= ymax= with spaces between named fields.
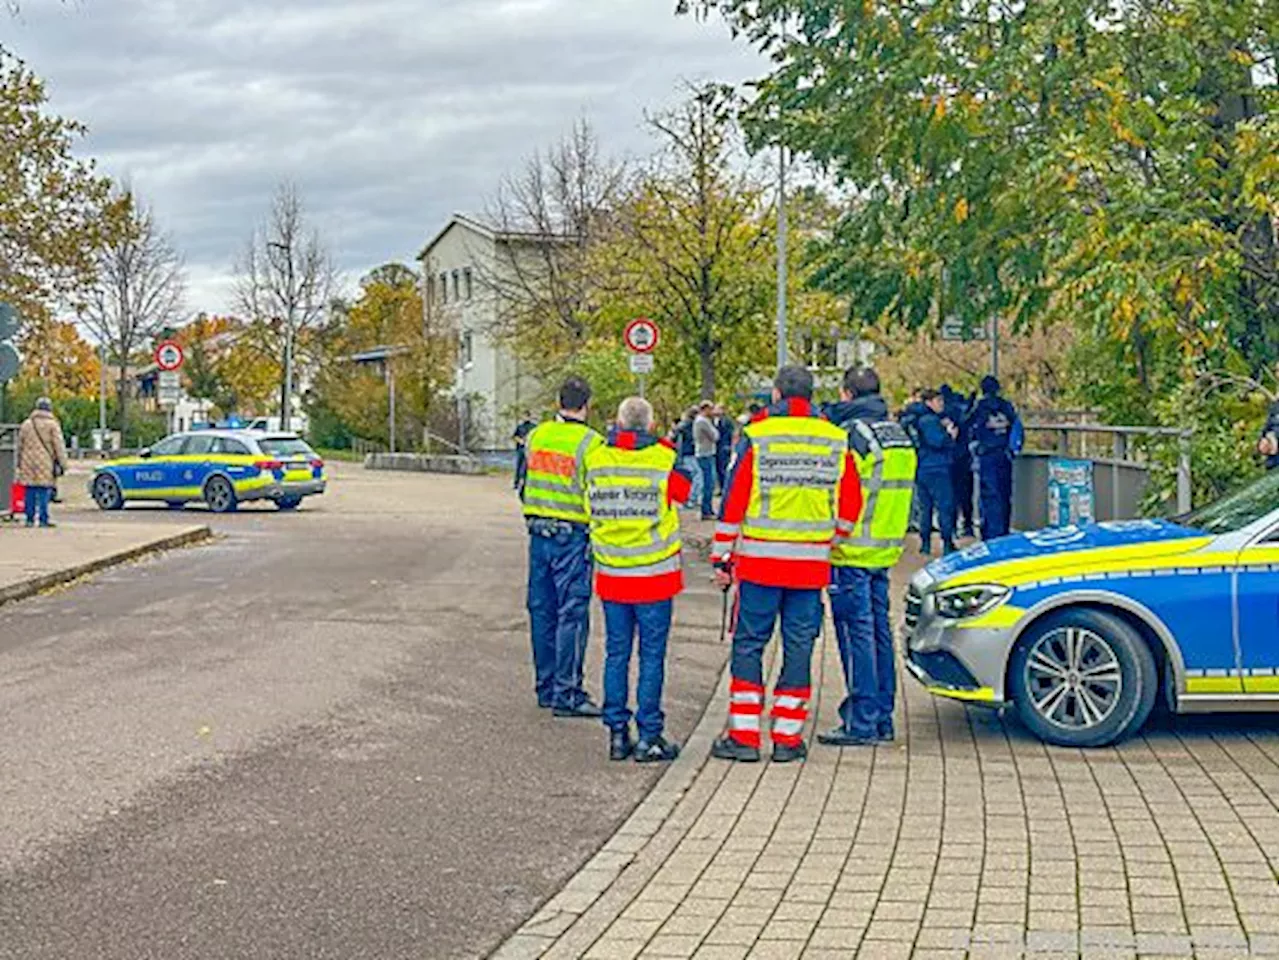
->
xmin=941 ymin=384 xmax=975 ymax=537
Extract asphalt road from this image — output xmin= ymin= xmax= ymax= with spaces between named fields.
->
xmin=0 ymin=464 xmax=729 ymax=959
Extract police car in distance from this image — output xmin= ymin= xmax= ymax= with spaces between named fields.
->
xmin=904 ymin=473 xmax=1278 ymax=747
xmin=90 ymin=430 xmax=327 ymax=513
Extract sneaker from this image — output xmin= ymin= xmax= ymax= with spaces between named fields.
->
xmin=771 ymin=741 xmax=808 ymax=763
xmin=634 ymin=736 xmax=680 ymax=763
xmin=609 ymin=728 xmax=634 ymax=761
xmin=816 ymin=726 xmax=878 ymax=747
xmin=710 ymin=735 xmax=759 ymax=763
xmin=39 ymin=521 xmax=56 ymax=529
xmin=552 ymin=699 xmax=603 ymax=719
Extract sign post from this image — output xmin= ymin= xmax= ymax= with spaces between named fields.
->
xmin=154 ymin=339 xmax=184 ymax=433
xmin=624 ymin=317 xmax=659 ymax=399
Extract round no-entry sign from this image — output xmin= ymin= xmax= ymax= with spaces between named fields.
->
xmin=154 ymin=339 xmax=184 ymax=372
xmin=624 ymin=317 xmax=660 ymax=354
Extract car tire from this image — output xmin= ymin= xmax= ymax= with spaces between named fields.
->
xmin=92 ymin=474 xmax=125 ymax=511
xmin=203 ymin=476 xmax=238 ymax=514
xmin=275 ymin=497 xmax=301 ymax=510
xmin=1008 ymin=608 xmax=1156 ymax=748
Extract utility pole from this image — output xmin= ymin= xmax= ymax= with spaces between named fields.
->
xmin=268 ymin=240 xmax=295 ymax=431
xmin=776 ymin=143 xmax=788 ymax=369
xmin=989 ymin=313 xmax=1000 ymax=380
xmin=98 ymin=340 xmax=107 ymax=444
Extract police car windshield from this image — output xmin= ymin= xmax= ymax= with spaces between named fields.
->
xmin=257 ymin=436 xmax=314 ymax=457
xmin=1177 ymin=474 xmax=1279 ymax=535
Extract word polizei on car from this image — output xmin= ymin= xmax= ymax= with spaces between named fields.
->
xmin=903 ymin=473 xmax=1278 ymax=747
xmin=90 ymin=430 xmax=327 ymax=513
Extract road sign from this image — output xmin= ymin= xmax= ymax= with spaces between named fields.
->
xmin=158 ymin=370 xmax=181 ymax=407
xmin=940 ymin=316 xmax=987 ymax=341
xmin=624 ymin=317 xmax=659 ymax=354
xmin=155 ymin=339 xmax=184 ymax=372
xmin=0 ymin=342 xmax=18 ymax=383
xmin=629 ymin=353 xmax=654 ymax=375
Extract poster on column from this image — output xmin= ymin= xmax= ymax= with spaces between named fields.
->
xmin=1047 ymin=457 xmax=1095 ymax=527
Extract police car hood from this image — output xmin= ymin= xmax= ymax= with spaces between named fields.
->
xmin=919 ymin=519 xmax=1210 ymax=588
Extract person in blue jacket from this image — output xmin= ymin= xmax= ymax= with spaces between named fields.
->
xmin=914 ymin=389 xmax=958 ymax=555
xmin=967 ymin=375 xmax=1021 ymax=539
xmin=940 ymin=384 xmax=975 ymax=538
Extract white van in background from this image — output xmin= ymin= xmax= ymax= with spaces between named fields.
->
xmin=244 ymin=415 xmax=309 ymax=436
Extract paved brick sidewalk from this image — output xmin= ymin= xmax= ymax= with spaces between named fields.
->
xmin=495 ymin=562 xmax=1278 ymax=960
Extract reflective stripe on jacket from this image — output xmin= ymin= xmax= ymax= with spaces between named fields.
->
xmin=521 ymin=418 xmax=603 ymax=524
xmin=711 ymin=397 xmax=862 ymax=588
xmin=832 ymin=419 xmax=917 ymax=569
xmin=585 ymin=432 xmax=690 ymax=602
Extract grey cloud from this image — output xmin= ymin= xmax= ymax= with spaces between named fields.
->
xmin=10 ymin=0 xmax=762 ymax=310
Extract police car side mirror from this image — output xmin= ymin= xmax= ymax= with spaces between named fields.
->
xmin=139 ymin=447 xmax=152 ymax=459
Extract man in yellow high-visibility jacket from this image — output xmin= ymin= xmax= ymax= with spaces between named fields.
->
xmin=522 ymin=376 xmax=605 ymax=716
xmin=819 ymin=367 xmax=917 ymax=747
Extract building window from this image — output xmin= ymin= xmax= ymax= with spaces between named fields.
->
xmin=425 ymin=273 xmax=435 ymax=304
xmin=461 ymin=330 xmax=474 ymax=368
xmin=439 ymin=272 xmax=449 ymax=303
xmin=452 ymin=269 xmax=460 ymax=301
xmin=463 ymin=267 xmax=473 ymax=301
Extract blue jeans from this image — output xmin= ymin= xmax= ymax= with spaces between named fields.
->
xmin=682 ymin=455 xmax=703 ymax=509
xmin=829 ymin=566 xmax=894 ymax=738
xmin=697 ymin=456 xmax=716 ymax=516
xmin=730 ymin=582 xmax=821 ymax=691
xmin=915 ymin=470 xmax=955 ymax=550
xmin=715 ymin=448 xmax=731 ymax=493
xmin=526 ymin=521 xmax=592 ymax=708
xmin=602 ymin=599 xmax=672 ymax=740
xmin=23 ymin=485 xmax=52 ymax=526
xmin=978 ymin=453 xmax=1013 ymax=540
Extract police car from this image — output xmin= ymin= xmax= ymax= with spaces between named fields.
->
xmin=904 ymin=473 xmax=1279 ymax=746
xmin=90 ymin=430 xmax=327 ymax=513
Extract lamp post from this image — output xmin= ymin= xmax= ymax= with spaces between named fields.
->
xmin=267 ymin=240 xmax=295 ymax=431
xmin=776 ymin=143 xmax=788 ymax=369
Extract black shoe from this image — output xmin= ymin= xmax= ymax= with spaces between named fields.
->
xmin=710 ymin=735 xmax=759 ymax=763
xmin=772 ymin=741 xmax=808 ymax=763
xmin=634 ymin=736 xmax=679 ymax=763
xmin=609 ymin=729 xmax=634 ymax=761
xmin=700 ymin=513 xmax=715 ymax=521
xmin=552 ymin=699 xmax=602 ymax=719
xmin=537 ymin=696 xmax=554 ymax=709
xmin=942 ymin=540 xmax=957 ymax=555
xmin=962 ymin=526 xmax=975 ymax=538
xmin=919 ymin=544 xmax=932 ymax=556
xmin=878 ymin=727 xmax=896 ymax=743
xmin=816 ymin=726 xmax=878 ymax=747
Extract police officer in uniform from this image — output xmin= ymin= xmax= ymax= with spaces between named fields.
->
xmin=819 ymin=368 xmax=916 ymax=746
xmin=584 ymin=397 xmax=692 ymax=762
xmin=968 ymin=375 xmax=1021 ymax=540
xmin=709 ymin=366 xmax=863 ymax=764
xmin=522 ymin=376 xmax=605 ymax=716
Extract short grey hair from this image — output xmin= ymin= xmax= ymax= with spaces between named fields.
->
xmin=616 ymin=396 xmax=653 ymax=431
xmin=35 ymin=396 xmax=53 ymax=412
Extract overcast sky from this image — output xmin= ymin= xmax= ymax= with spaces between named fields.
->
xmin=7 ymin=0 xmax=763 ymax=314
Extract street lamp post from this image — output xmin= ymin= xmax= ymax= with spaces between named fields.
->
xmin=776 ymin=143 xmax=788 ymax=369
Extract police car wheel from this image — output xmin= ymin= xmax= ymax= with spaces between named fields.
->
xmin=92 ymin=474 xmax=124 ymax=511
xmin=275 ymin=497 xmax=301 ymax=510
xmin=1009 ymin=609 xmax=1156 ymax=748
xmin=203 ymin=476 xmax=237 ymax=513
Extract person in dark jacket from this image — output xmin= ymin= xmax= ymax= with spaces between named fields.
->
xmin=897 ymin=389 xmax=929 ymax=535
xmin=940 ymin=384 xmax=975 ymax=537
xmin=511 ymin=411 xmax=538 ymax=493
xmin=713 ymin=403 xmax=735 ymax=493
xmin=914 ymin=390 xmax=958 ymax=554
xmin=967 ymin=375 xmax=1020 ymax=539
xmin=1259 ymin=401 xmax=1278 ymax=470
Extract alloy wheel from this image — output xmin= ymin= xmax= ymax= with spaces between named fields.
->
xmin=1023 ymin=626 xmax=1123 ymax=730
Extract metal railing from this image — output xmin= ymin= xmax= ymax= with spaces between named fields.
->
xmin=423 ymin=430 xmax=479 ymax=462
xmin=1024 ymin=422 xmax=1193 ymax=514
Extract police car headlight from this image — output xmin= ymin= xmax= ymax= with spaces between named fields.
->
xmin=932 ymin=584 xmax=1010 ymax=620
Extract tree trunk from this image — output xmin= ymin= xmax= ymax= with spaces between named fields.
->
xmin=116 ymin=360 xmax=129 ymax=441
xmin=699 ymin=346 xmax=715 ymax=401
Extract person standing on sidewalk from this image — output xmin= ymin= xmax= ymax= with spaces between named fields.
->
xmin=967 ymin=375 xmax=1021 ymax=539
xmin=818 ymin=368 xmax=917 ymax=747
xmin=709 ymin=365 xmax=863 ymax=764
xmin=584 ymin=397 xmax=692 ymax=763
xmin=511 ymin=410 xmax=538 ymax=494
xmin=941 ymin=384 xmax=976 ymax=537
xmin=914 ymin=389 xmax=959 ymax=555
xmin=521 ymin=376 xmax=605 ymax=717
xmin=693 ymin=401 xmax=719 ymax=520
xmin=16 ymin=397 xmax=68 ymax=529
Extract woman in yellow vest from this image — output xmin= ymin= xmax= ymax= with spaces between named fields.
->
xmin=522 ymin=376 xmax=605 ymax=716
xmin=584 ymin=397 xmax=693 ymax=762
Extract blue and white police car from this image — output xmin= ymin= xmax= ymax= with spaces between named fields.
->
xmin=90 ymin=430 xmax=327 ymax=513
xmin=904 ymin=473 xmax=1278 ymax=746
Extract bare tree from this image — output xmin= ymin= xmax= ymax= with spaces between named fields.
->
xmin=80 ymin=189 xmax=185 ymax=438
xmin=474 ymin=120 xmax=626 ymax=361
xmin=234 ymin=182 xmax=336 ymax=429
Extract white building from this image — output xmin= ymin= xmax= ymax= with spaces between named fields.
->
xmin=417 ymin=213 xmax=544 ymax=451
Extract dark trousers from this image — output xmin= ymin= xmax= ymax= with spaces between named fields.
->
xmin=526 ymin=522 xmax=592 ymax=708
xmin=978 ymin=453 xmax=1014 ymax=540
xmin=697 ymin=455 xmax=716 ymax=516
xmin=730 ymin=582 xmax=822 ymax=691
xmin=602 ymin=599 xmax=672 ymax=741
xmin=829 ymin=566 xmax=894 ymax=738
xmin=951 ymin=457 xmax=974 ymax=534
xmin=915 ymin=470 xmax=955 ymax=550
xmin=23 ymin=485 xmax=52 ymax=526
xmin=715 ymin=448 xmax=731 ymax=493
xmin=513 ymin=449 xmax=527 ymax=491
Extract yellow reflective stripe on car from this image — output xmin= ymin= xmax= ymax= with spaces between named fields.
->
xmin=945 ymin=538 xmax=1218 ymax=588
xmin=927 ymin=685 xmax=997 ymax=702
xmin=129 ymin=486 xmax=203 ymax=500
xmin=954 ymin=605 xmax=1025 ymax=631
xmin=1243 ymin=675 xmax=1280 ymax=694
xmin=1186 ymin=676 xmax=1243 ymax=694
